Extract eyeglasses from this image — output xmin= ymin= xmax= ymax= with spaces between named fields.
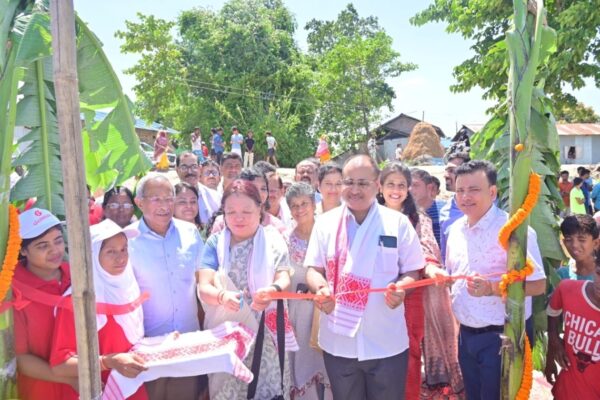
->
xmin=203 ymin=170 xmax=219 ymax=177
xmin=144 ymin=196 xmax=174 ymax=205
xmin=342 ymin=179 xmax=375 ymax=189
xmin=106 ymin=203 xmax=135 ymax=210
xmin=289 ymin=201 xmax=312 ymax=211
xmin=178 ymin=164 xmax=198 ymax=172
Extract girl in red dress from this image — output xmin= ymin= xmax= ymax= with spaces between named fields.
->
xmin=51 ymin=219 xmax=148 ymax=399
xmin=13 ymin=208 xmax=75 ymax=400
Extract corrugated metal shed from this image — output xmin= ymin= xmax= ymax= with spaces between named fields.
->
xmin=556 ymin=123 xmax=600 ymax=136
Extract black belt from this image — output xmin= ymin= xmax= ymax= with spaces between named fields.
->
xmin=460 ymin=324 xmax=504 ymax=334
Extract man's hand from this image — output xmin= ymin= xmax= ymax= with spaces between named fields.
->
xmin=384 ymin=283 xmax=406 ymax=309
xmin=467 ymin=274 xmax=494 ymax=297
xmin=314 ymin=286 xmax=335 ymax=314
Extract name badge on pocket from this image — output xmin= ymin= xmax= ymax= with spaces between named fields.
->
xmin=379 ymin=235 xmax=397 ymax=248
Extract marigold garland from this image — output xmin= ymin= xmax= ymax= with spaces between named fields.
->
xmin=515 ymin=335 xmax=533 ymax=399
xmin=497 ymin=172 xmax=539 ymax=400
xmin=498 ymin=173 xmax=541 ymax=251
xmin=0 ymin=205 xmax=22 ymax=302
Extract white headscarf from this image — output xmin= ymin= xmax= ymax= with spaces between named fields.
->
xmin=90 ymin=219 xmax=144 ymax=345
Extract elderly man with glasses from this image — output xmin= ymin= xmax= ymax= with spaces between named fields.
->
xmin=128 ymin=174 xmax=205 ymax=399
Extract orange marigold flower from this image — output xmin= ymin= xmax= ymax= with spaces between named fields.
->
xmin=0 ymin=205 xmax=22 ymax=302
xmin=516 ymin=335 xmax=533 ymax=399
xmin=514 ymin=143 xmax=524 ymax=152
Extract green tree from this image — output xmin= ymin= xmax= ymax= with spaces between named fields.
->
xmin=306 ymin=4 xmax=416 ymax=149
xmin=116 ymin=0 xmax=318 ymax=166
xmin=0 ymin=0 xmax=150 ymax=394
xmin=411 ymin=0 xmax=600 ymax=112
xmin=555 ymin=101 xmax=600 ymax=123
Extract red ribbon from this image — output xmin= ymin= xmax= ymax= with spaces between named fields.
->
xmin=263 ymin=272 xmax=504 ymax=301
xmin=0 ymin=280 xmax=149 ymax=315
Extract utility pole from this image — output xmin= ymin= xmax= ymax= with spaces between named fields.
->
xmin=50 ymin=1 xmax=102 ymax=398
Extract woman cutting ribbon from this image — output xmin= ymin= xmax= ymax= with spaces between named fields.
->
xmin=50 ymin=219 xmax=148 ymax=399
xmin=198 ymin=179 xmax=298 ymax=400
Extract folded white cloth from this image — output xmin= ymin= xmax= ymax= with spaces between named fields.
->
xmin=102 ymin=321 xmax=255 ymax=400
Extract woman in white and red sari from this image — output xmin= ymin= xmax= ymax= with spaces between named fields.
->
xmin=50 ymin=219 xmax=148 ymax=400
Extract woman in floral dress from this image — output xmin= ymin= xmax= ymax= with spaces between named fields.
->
xmin=285 ymin=182 xmax=332 ymax=400
xmin=198 ymin=179 xmax=296 ymax=400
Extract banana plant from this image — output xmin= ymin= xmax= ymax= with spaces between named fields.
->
xmin=0 ymin=0 xmax=151 ymax=394
xmin=471 ymin=0 xmax=561 ymax=398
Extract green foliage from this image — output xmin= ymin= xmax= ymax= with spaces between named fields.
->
xmin=555 ymin=101 xmax=600 ymax=123
xmin=116 ymin=0 xmax=317 ymax=166
xmin=7 ymin=4 xmax=151 ymax=218
xmin=306 ymin=4 xmax=416 ymax=149
xmin=412 ymin=0 xmax=600 ymax=111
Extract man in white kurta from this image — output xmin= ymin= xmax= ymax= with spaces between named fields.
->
xmin=305 ymin=155 xmax=424 ymax=400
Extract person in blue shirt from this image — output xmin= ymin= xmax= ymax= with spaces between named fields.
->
xmin=439 ymin=152 xmax=470 ymax=262
xmin=578 ymin=167 xmax=593 ymax=215
xmin=213 ymin=127 xmax=225 ymax=165
xmin=591 ymin=176 xmax=600 ymax=213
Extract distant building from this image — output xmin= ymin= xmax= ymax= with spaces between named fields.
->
xmin=558 ymin=124 xmax=600 ymax=164
xmin=333 ymin=113 xmax=446 ymax=163
xmin=375 ymin=114 xmax=445 ymax=161
xmin=452 ymin=123 xmax=600 ymax=165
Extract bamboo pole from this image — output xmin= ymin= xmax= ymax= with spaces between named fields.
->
xmin=49 ymin=1 xmax=102 ymax=398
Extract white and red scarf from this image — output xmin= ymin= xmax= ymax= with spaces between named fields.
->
xmin=326 ymin=203 xmax=381 ymax=337
xmin=102 ymin=321 xmax=255 ymax=400
xmin=217 ymin=225 xmax=299 ymax=351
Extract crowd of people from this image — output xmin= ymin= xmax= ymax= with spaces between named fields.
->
xmin=10 ymin=133 xmax=600 ymax=400
xmin=558 ymin=166 xmax=600 ymax=219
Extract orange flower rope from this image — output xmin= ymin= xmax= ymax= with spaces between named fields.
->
xmin=516 ymin=335 xmax=533 ymax=400
xmin=497 ymin=172 xmax=539 ymax=400
xmin=0 ymin=205 xmax=22 ymax=302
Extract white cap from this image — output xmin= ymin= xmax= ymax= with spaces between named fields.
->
xmin=90 ymin=219 xmax=139 ymax=245
xmin=19 ymin=208 xmax=62 ymax=239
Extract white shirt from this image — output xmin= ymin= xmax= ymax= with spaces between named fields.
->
xmin=192 ymin=136 xmax=202 ymax=151
xmin=197 ymin=183 xmax=222 ymax=224
xmin=304 ymin=203 xmax=424 ymax=360
xmin=266 ymin=136 xmax=276 ymax=149
xmin=231 ymin=133 xmax=243 ymax=151
xmin=446 ymin=204 xmax=546 ymax=328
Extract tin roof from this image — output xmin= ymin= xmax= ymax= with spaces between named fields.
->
xmin=556 ymin=123 xmax=600 ymax=136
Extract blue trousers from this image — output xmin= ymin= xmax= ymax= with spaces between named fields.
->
xmin=458 ymin=319 xmax=533 ymax=400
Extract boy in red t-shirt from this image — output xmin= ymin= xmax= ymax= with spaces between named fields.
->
xmin=13 ymin=208 xmax=75 ymax=400
xmin=545 ymin=250 xmax=600 ymax=399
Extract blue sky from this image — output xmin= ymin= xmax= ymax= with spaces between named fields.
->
xmin=74 ymin=0 xmax=600 ymax=137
